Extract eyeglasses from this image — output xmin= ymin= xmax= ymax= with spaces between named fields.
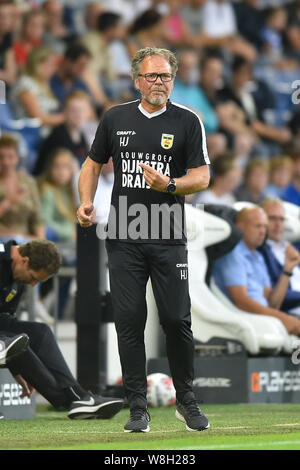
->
xmin=138 ymin=73 xmax=174 ymax=82
xmin=268 ymin=216 xmax=285 ymax=223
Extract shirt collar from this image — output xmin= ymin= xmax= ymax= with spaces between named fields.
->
xmin=239 ymin=240 xmax=258 ymax=258
xmin=2 ymin=240 xmax=16 ymax=260
xmin=267 ymin=239 xmax=287 ymax=250
xmin=138 ymin=101 xmax=168 ymax=119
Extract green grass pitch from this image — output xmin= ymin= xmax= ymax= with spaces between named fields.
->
xmin=1 ymin=403 xmax=300 ymax=450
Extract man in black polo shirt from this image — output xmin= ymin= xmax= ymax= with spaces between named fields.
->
xmin=77 ymin=47 xmax=211 ymax=432
xmin=0 ymin=239 xmax=123 ymax=420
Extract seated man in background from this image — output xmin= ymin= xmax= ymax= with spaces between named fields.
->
xmin=260 ymin=198 xmax=300 ymax=317
xmin=213 ymin=206 xmax=300 ymax=336
xmin=0 ymin=239 xmax=123 ymax=420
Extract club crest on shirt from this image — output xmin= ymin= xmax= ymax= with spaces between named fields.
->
xmin=161 ymin=134 xmax=174 ymax=149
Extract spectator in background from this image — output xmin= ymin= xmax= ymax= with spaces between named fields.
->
xmin=282 ymin=154 xmax=300 ymax=206
xmin=198 ymin=52 xmax=254 ymax=152
xmin=9 ymin=45 xmax=65 ymax=129
xmin=50 ymin=42 xmax=90 ymax=102
xmin=213 ymin=206 xmax=300 ymax=335
xmin=37 ymin=147 xmax=78 ymax=319
xmin=201 ymin=0 xmax=257 ymax=61
xmin=49 ymin=41 xmax=109 ymax=111
xmin=83 ymin=2 xmax=106 ymax=34
xmin=181 ymin=0 xmax=256 ymax=55
xmin=102 ymin=0 xmax=152 ymax=26
xmin=33 ymin=90 xmax=92 ymax=176
xmin=286 ymin=0 xmax=300 ymax=59
xmin=172 ymin=47 xmax=218 ymax=134
xmin=260 ymin=197 xmax=300 ymax=317
xmin=0 ymin=135 xmax=44 ymax=244
xmin=81 ymin=11 xmax=127 ymax=100
xmin=127 ymin=9 xmax=169 ymax=58
xmin=265 ymin=156 xmax=293 ymax=198
xmin=171 ymin=47 xmax=227 ymax=158
xmin=42 ymin=0 xmax=76 ymax=55
xmin=180 ymin=0 xmax=206 ymax=39
xmin=37 ymin=148 xmax=77 ymax=244
xmin=13 ymin=9 xmax=45 ymax=69
xmin=0 ymin=0 xmax=17 ymax=85
xmin=233 ymin=0 xmax=265 ymax=50
xmin=235 ymin=158 xmax=269 ymax=204
xmin=260 ymin=6 xmax=299 ymax=69
xmin=217 ymin=56 xmax=292 ymax=152
xmin=192 ymin=153 xmax=242 ymax=207
xmin=288 ymin=101 xmax=300 ymax=147
xmin=163 ymin=0 xmax=196 ymax=48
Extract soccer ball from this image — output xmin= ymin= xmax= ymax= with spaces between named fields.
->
xmin=146 ymin=373 xmax=176 ymax=407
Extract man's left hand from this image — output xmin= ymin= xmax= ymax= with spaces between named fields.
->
xmin=139 ymin=163 xmax=170 ymax=192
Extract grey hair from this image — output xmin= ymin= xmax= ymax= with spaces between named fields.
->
xmin=260 ymin=197 xmax=284 ymax=210
xmin=131 ymin=47 xmax=178 ymax=80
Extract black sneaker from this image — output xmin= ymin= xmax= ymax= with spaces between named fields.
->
xmin=0 ymin=334 xmax=29 ymax=365
xmin=124 ymin=408 xmax=150 ymax=433
xmin=68 ymin=393 xmax=124 ymax=420
xmin=176 ymin=396 xmax=210 ymax=431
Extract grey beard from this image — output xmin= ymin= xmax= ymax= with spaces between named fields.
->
xmin=145 ymin=91 xmax=168 ymax=106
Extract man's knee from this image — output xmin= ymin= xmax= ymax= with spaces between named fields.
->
xmin=161 ymin=315 xmax=192 ymax=336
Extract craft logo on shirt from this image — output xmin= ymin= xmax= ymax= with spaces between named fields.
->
xmin=176 ymin=263 xmax=188 ymax=280
xmin=117 ymin=130 xmax=136 ymax=147
xmin=161 ymin=134 xmax=174 ymax=149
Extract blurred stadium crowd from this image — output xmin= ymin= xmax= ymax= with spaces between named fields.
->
xmin=1 ymin=0 xmax=300 ymax=320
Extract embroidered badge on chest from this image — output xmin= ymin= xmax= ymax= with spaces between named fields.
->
xmin=161 ymin=134 xmax=174 ymax=149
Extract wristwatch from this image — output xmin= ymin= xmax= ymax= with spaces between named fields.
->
xmin=282 ymin=270 xmax=293 ymax=277
xmin=166 ymin=178 xmax=176 ymax=193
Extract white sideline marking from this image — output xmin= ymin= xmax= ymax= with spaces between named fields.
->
xmin=172 ymin=440 xmax=300 ymax=450
xmin=53 ymin=423 xmax=300 ymax=435
xmin=273 ymin=423 xmax=300 ymax=427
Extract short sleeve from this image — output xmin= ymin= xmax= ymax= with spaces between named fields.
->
xmin=13 ymin=76 xmax=40 ymax=97
xmin=185 ymin=112 xmax=210 ymax=169
xmin=88 ymin=112 xmax=111 ymax=164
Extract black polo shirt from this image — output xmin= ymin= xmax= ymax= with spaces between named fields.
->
xmin=0 ymin=241 xmax=24 ymax=315
xmin=88 ymin=99 xmax=210 ymax=243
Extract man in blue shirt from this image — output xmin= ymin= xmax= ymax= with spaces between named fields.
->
xmin=50 ymin=42 xmax=91 ymax=104
xmin=171 ymin=48 xmax=219 ymax=135
xmin=213 ymin=206 xmax=300 ymax=335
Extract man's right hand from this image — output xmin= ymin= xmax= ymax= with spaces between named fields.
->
xmin=284 ymin=244 xmax=300 ymax=273
xmin=77 ymin=203 xmax=96 ymax=228
xmin=14 ymin=374 xmax=35 ymax=398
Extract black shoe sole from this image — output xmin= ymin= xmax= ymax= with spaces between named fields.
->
xmin=68 ymin=400 xmax=124 ymax=420
xmin=0 ymin=335 xmax=29 ymax=364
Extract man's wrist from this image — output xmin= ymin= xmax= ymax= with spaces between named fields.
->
xmin=282 ymin=269 xmax=293 ymax=277
xmin=166 ymin=177 xmax=177 ymax=193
